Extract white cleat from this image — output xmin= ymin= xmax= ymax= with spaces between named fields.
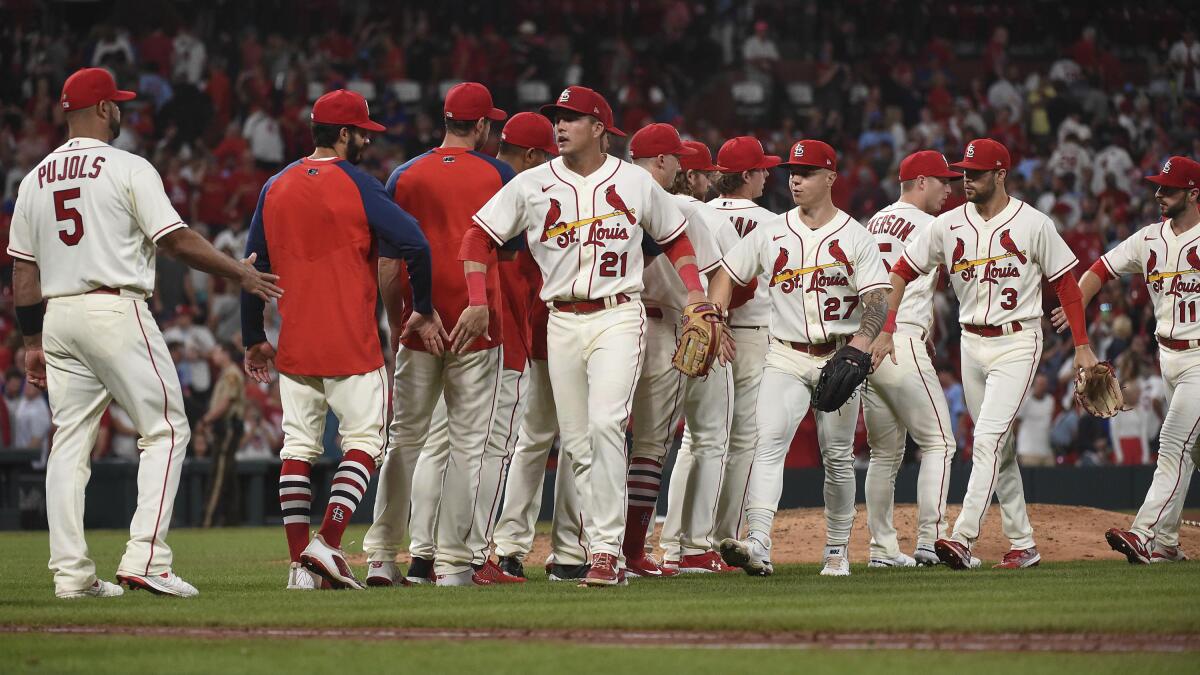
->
xmin=366 ymin=561 xmax=402 ymax=587
xmin=435 ymin=570 xmax=477 ymax=587
xmin=57 ymin=579 xmax=125 ymax=600
xmin=718 ymin=537 xmax=774 ymax=577
xmin=117 ymin=571 xmax=199 ymax=597
xmin=913 ymin=545 xmax=941 ymax=566
xmin=868 ymin=552 xmax=917 ymax=568
xmin=299 ymin=534 xmax=364 ymax=590
xmin=820 ymin=545 xmax=851 ymax=577
xmin=287 ymin=562 xmax=321 ymax=590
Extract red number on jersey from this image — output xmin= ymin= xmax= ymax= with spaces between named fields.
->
xmin=53 ymin=188 xmax=85 ymax=246
xmin=598 ymin=251 xmax=628 ymax=277
xmin=732 ymin=217 xmax=758 ymax=237
xmin=1178 ymin=300 xmax=1197 ymax=323
xmin=878 ymin=243 xmax=893 ymax=272
xmin=822 ymin=296 xmax=860 ymax=321
xmin=1000 ymin=287 xmax=1017 ymax=310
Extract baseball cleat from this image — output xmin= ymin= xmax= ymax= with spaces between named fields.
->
xmin=625 ymin=553 xmax=671 ymax=578
xmin=913 ymin=545 xmax=940 ymax=566
xmin=405 ymin=556 xmax=437 ymax=585
xmin=661 ymin=558 xmax=680 ymax=575
xmin=546 ymin=562 xmax=590 ymax=581
xmin=117 ymin=571 xmax=199 ymax=597
xmin=678 ymin=551 xmax=738 ymax=573
xmin=497 ymin=555 xmax=526 ymax=579
xmin=718 ymin=537 xmax=774 ymax=577
xmin=1106 ymin=528 xmax=1151 ymax=564
xmin=300 ymin=534 xmax=364 ymax=590
xmin=472 ymin=560 xmax=526 ymax=585
xmin=868 ymin=552 xmax=917 ymax=568
xmin=57 ymin=579 xmax=124 ymax=600
xmin=583 ymin=553 xmax=620 ymax=587
xmin=365 ymin=561 xmax=409 ymax=587
xmin=435 ymin=570 xmax=477 ymax=587
xmin=1151 ymin=543 xmax=1189 ymax=563
xmin=288 ymin=561 xmax=323 ymax=590
xmin=993 ymin=547 xmax=1041 ymax=569
xmin=934 ymin=539 xmax=981 ymax=570
xmin=820 ymin=544 xmax=851 ymax=577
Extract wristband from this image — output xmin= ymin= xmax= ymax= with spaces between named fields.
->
xmin=882 ymin=309 xmax=897 ymax=334
xmin=16 ymin=301 xmax=46 ymax=336
xmin=466 ymin=271 xmax=488 ymax=306
xmin=677 ymin=263 xmax=704 ymax=294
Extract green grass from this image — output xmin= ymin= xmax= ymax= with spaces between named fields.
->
xmin=1 ymin=526 xmax=1198 ymax=634
xmin=0 ymin=636 xmax=1194 ymax=675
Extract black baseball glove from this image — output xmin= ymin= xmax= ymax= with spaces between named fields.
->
xmin=812 ymin=345 xmax=871 ymax=412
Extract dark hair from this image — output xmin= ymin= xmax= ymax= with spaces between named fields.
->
xmin=311 ymin=122 xmax=345 ymax=148
xmin=445 ymin=118 xmax=479 ymax=137
xmin=715 ymin=171 xmax=748 ymax=195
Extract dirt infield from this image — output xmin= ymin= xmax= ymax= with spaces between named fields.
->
xmin=3 ymin=625 xmax=1197 ymax=652
xmin=514 ymin=504 xmax=1197 ymax=565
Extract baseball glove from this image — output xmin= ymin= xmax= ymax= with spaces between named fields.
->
xmin=1074 ymin=361 xmax=1129 ymax=418
xmin=812 ymin=345 xmax=872 ymax=412
xmin=672 ymin=302 xmax=725 ymax=377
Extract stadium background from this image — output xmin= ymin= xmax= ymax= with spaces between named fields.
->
xmin=1 ymin=0 xmax=1199 ymax=527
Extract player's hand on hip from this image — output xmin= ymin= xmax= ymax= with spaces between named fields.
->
xmin=1073 ymin=343 xmax=1099 ymax=371
xmin=244 ymin=342 xmax=277 ymax=384
xmin=1049 ymin=306 xmax=1069 ymax=333
xmin=869 ymin=332 xmax=897 ymax=371
xmin=25 ymin=347 xmax=46 ymax=389
xmin=405 ymin=311 xmax=452 ymax=355
xmin=718 ymin=324 xmax=737 ymax=365
xmin=239 ymin=253 xmax=284 ymax=301
xmin=447 ymin=306 xmax=489 ymax=355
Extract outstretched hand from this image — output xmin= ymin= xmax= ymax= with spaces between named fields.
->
xmin=240 ymin=253 xmax=284 ymax=301
xmin=244 ymin=342 xmax=277 ymax=384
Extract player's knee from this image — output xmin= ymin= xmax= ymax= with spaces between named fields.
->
xmin=280 ymin=445 xmax=323 ymax=464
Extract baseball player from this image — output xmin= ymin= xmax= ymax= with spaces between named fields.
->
xmin=362 ymin=83 xmax=514 ymax=588
xmin=9 ymin=68 xmax=281 ymax=598
xmin=621 ymin=124 xmax=732 ymax=577
xmin=860 ymin=151 xmax=960 ymax=567
xmin=885 ymin=138 xmax=1098 ymax=570
xmin=242 ymin=89 xmax=436 ymax=590
xmin=1052 ymin=155 xmax=1200 ymax=565
xmin=703 ymin=137 xmax=780 ymax=551
xmin=457 ymin=86 xmax=710 ymax=586
xmin=712 ymin=139 xmax=891 ymax=577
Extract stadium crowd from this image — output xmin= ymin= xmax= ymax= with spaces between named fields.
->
xmin=1 ymin=1 xmax=1198 ymax=473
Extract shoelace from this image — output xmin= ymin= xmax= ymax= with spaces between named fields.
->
xmin=825 ymin=554 xmax=845 ymax=569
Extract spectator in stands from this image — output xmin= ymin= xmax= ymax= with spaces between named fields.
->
xmin=173 ymin=27 xmax=207 ymax=85
xmin=200 ymin=343 xmax=246 ymax=527
xmin=743 ymin=20 xmax=780 ymax=77
xmin=13 ymin=386 xmax=50 ymax=453
xmin=1168 ymin=28 xmax=1200 ymax=97
xmin=1015 ymin=374 xmax=1056 ymax=467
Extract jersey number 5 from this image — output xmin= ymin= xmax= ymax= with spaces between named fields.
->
xmin=53 ymin=188 xmax=85 ymax=246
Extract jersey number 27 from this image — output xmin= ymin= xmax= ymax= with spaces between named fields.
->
xmin=53 ymin=188 xmax=85 ymax=246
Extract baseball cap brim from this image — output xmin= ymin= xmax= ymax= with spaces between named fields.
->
xmin=948 ymin=160 xmax=994 ymax=171
xmin=486 ymin=107 xmax=507 ymax=121
xmin=683 ymin=159 xmax=721 ymax=171
xmin=355 ymin=120 xmax=386 ymax=132
xmin=1145 ymin=175 xmax=1189 ymax=188
xmin=112 ymin=90 xmax=137 ymax=101
xmin=911 ymin=168 xmax=964 ymax=180
xmin=780 ymin=157 xmax=830 ymax=169
xmin=539 ymin=103 xmax=627 ymax=137
xmin=717 ymin=155 xmax=781 ymax=172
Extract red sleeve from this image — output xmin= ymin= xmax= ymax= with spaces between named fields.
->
xmin=729 ymin=278 xmax=758 ymax=309
xmin=662 ymin=233 xmax=704 ymax=294
xmin=458 ymin=224 xmax=499 ymax=265
xmin=1052 ymin=272 xmax=1089 ymax=347
xmin=891 ymin=257 xmax=920 ymax=283
xmin=1087 ymin=258 xmax=1114 ymax=283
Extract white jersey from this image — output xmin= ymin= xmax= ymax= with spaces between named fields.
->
xmin=641 ymin=195 xmax=728 ymax=312
xmin=473 ymin=154 xmax=686 ymax=302
xmin=7 ymin=137 xmax=187 ymax=298
xmin=720 ymin=208 xmax=890 ymax=343
xmin=1100 ymin=219 xmax=1200 ymax=341
xmin=708 ymin=197 xmax=776 ymax=327
xmin=865 ymin=201 xmax=936 ymax=336
xmin=901 ymin=198 xmax=1076 ymax=327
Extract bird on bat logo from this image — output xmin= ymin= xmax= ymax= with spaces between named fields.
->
xmin=1188 ymin=246 xmax=1200 ymax=273
xmin=999 ymin=229 xmax=1027 ymax=264
xmin=540 ymin=198 xmax=562 ymax=242
xmin=769 ymin=247 xmax=789 ymax=286
xmin=828 ymin=239 xmax=853 ymax=276
xmin=952 ymin=237 xmax=966 ymax=267
xmin=605 ymin=185 xmax=636 ymax=225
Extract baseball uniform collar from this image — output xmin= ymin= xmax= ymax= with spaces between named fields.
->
xmin=965 ymin=195 xmax=1021 ymax=227
xmin=709 ymin=197 xmax=761 ymax=209
xmin=785 ymin=207 xmax=849 ymax=238
xmin=57 ymin=137 xmax=109 ymax=151
xmin=550 ymin=153 xmax=619 ymax=186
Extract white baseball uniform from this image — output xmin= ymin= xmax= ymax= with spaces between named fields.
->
xmin=861 ymin=201 xmax=955 ymax=560
xmin=8 ymin=137 xmax=191 ymax=595
xmin=474 ymin=153 xmax=687 ymax=557
xmin=720 ymin=208 xmax=890 ymax=550
xmin=702 ymin=196 xmax=777 ymax=545
xmin=1098 ymin=219 xmax=1200 ymax=547
xmin=900 ymin=197 xmax=1077 ymax=551
xmin=626 ymin=194 xmax=729 ymax=561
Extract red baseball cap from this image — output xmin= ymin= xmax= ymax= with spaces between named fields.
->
xmin=629 ymin=123 xmax=697 ymax=159
xmin=60 ymin=67 xmax=136 ymax=111
xmin=311 ymin=89 xmax=385 ymax=132
xmin=1146 ymin=156 xmax=1200 ymax=189
xmin=898 ymin=150 xmax=962 ymax=181
xmin=680 ymin=141 xmax=720 ymax=171
xmin=540 ymin=86 xmax=626 ymax=137
xmin=444 ymin=82 xmax=507 ymax=122
xmin=716 ymin=136 xmax=781 ymax=173
xmin=500 ymin=112 xmax=557 ymax=155
xmin=950 ymin=138 xmax=1010 ymax=171
xmin=781 ymin=139 xmax=838 ymax=171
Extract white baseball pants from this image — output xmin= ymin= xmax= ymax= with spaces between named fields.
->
xmin=950 ymin=329 xmax=1040 ymax=550
xmin=44 ymin=293 xmax=191 ymax=596
xmin=744 ymin=339 xmax=860 ymax=548
xmin=712 ymin=326 xmax=768 ymax=543
xmin=471 ymin=367 xmax=528 ymax=565
xmin=862 ymin=332 xmax=954 ymax=558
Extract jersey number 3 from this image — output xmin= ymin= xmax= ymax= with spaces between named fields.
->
xmin=53 ymin=188 xmax=85 ymax=246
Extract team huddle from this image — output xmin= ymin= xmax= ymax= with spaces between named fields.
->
xmin=12 ymin=69 xmax=1198 ymax=598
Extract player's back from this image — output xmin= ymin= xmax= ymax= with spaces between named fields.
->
xmin=708 ymin=196 xmax=776 ymax=326
xmin=8 ymin=137 xmax=186 ymax=298
xmin=259 ymin=157 xmax=385 ymax=376
xmin=866 ymin=201 xmax=936 ymax=335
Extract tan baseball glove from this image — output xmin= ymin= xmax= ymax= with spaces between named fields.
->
xmin=672 ymin=302 xmax=724 ymax=377
xmin=1074 ymin=361 xmax=1129 ymax=418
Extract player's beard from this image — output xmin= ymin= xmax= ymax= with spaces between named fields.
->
xmin=346 ymin=134 xmax=365 ymax=164
xmin=1163 ymin=197 xmax=1187 ymax=219
xmin=108 ymin=105 xmax=121 ymax=141
xmin=966 ymin=177 xmax=994 ymax=204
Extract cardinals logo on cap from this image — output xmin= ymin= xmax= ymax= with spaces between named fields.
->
xmin=965 ymin=143 xmax=975 ymax=158
xmin=559 ymin=89 xmax=571 ymax=102
xmin=794 ymin=145 xmax=805 ymax=158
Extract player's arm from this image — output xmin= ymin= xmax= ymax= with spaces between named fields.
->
xmin=1037 ymin=219 xmax=1097 ymax=369
xmin=1050 ymin=231 xmax=1141 ymax=336
xmin=13 ymin=260 xmax=47 ymax=389
xmin=847 ymin=235 xmax=891 ymax=354
xmin=378 ymin=257 xmax=412 ymax=354
xmin=869 ymin=223 xmax=938 ymax=367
